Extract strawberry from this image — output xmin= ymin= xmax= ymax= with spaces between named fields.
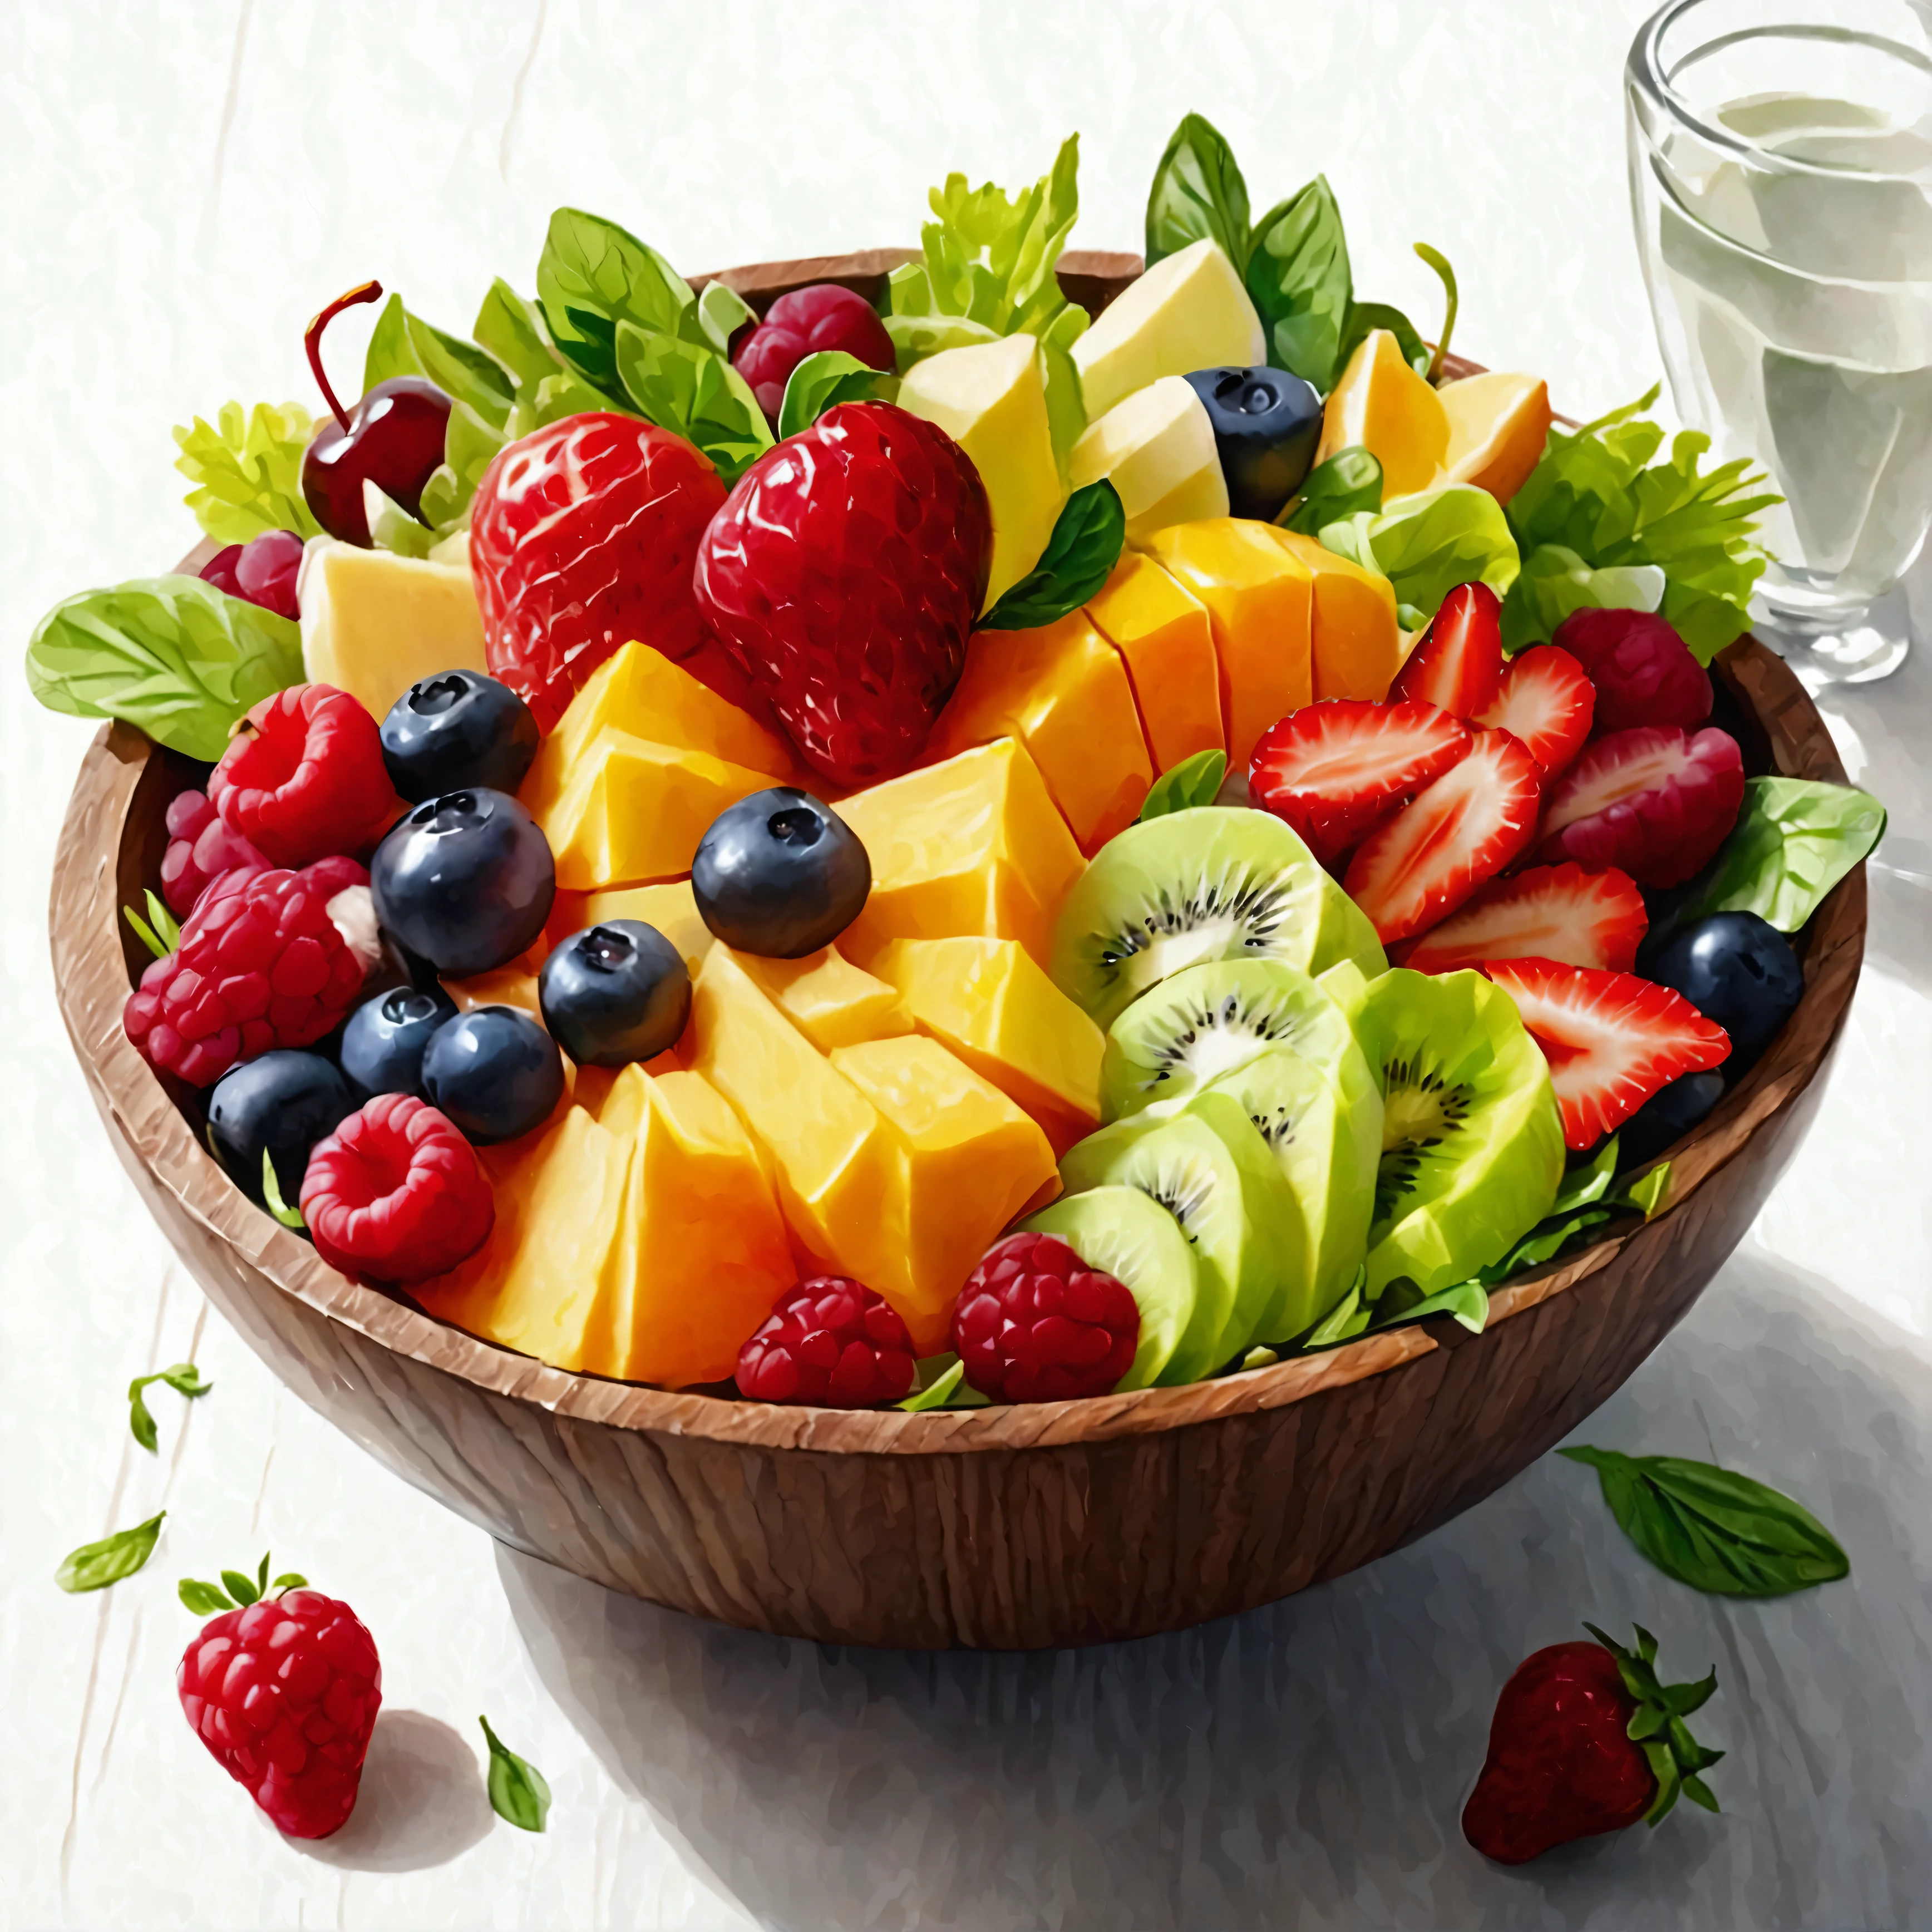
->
xmin=1248 ymin=699 xmax=1471 ymax=868
xmin=1398 ymin=863 xmax=1647 ymax=974
xmin=1388 ymin=581 xmax=1504 ymax=718
xmin=1552 ymin=607 xmax=1712 ymax=736
xmin=1538 ymin=726 xmax=1745 ymax=887
xmin=1342 ymin=728 xmax=1541 ymax=944
xmin=693 ymin=401 xmax=992 ymax=788
xmin=1463 ymin=1623 xmax=1722 ymax=1866
xmin=1475 ymin=644 xmax=1594 ymax=781
xmin=1485 ymin=956 xmax=1731 ymax=1149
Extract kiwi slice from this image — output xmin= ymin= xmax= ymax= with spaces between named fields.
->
xmin=1325 ymin=966 xmax=1565 ymax=1299
xmin=1050 ymin=807 xmax=1386 ymax=1028
xmin=1019 ymin=1185 xmax=1201 ymax=1390
xmin=1057 ymin=1092 xmax=1302 ymax=1376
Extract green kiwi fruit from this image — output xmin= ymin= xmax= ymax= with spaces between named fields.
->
xmin=1324 ymin=965 xmax=1564 ymax=1299
xmin=1049 ymin=807 xmax=1386 ymax=1028
xmin=1056 ymin=1091 xmax=1302 ymax=1375
xmin=1018 ymin=1185 xmax=1201 ymax=1389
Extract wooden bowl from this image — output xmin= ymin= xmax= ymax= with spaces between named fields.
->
xmin=48 ymin=253 xmax=1866 ymax=1650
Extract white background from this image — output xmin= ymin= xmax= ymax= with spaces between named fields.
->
xmin=2 ymin=3 xmax=1929 ymax=1926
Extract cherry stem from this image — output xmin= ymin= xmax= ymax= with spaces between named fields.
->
xmin=305 ymin=280 xmax=383 ymax=436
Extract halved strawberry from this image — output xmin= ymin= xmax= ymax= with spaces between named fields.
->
xmin=1389 ymin=581 xmax=1504 ymax=719
xmin=1538 ymin=726 xmax=1744 ymax=887
xmin=1342 ymin=728 xmax=1542 ymax=944
xmin=1397 ymin=863 xmax=1647 ymax=973
xmin=1249 ymin=699 xmax=1471 ymax=866
xmin=1475 ymin=645 xmax=1594 ymax=780
xmin=1485 ymin=957 xmax=1731 ymax=1150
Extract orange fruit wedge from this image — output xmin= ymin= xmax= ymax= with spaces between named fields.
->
xmin=1438 ymin=372 xmax=1552 ymax=505
xmin=1314 ymin=329 xmax=1449 ymax=499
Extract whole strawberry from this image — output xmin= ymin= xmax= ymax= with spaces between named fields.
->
xmin=470 ymin=412 xmax=726 ymax=731
xmin=176 ymin=1556 xmax=381 ymax=1840
xmin=1463 ymin=1622 xmax=1722 ymax=1865
xmin=693 ymin=401 xmax=992 ymax=788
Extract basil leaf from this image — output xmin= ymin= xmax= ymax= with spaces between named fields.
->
xmin=26 ymin=575 xmax=304 ymax=762
xmin=536 ymin=207 xmax=694 ymax=401
xmin=128 ymin=1361 xmax=210 ymax=1452
xmin=1560 ymin=1446 xmax=1851 ymax=1595
xmin=1336 ymin=299 xmax=1432 ymax=381
xmin=697 ymin=280 xmax=757 ymax=357
xmin=178 ymin=1578 xmax=233 ymax=1615
xmin=1145 ymin=112 xmax=1252 ymax=271
xmin=1280 ymin=447 xmax=1383 ymax=533
xmin=363 ymin=293 xmax=514 ymax=430
xmin=417 ymin=400 xmax=509 ymax=534
xmin=1245 ymin=178 xmax=1353 ymax=393
xmin=221 ymin=1568 xmax=261 ymax=1607
xmin=776 ymin=351 xmax=897 ymax=441
xmin=480 ymin=1716 xmax=552 ymax=1832
xmin=1138 ymin=750 xmax=1227 ymax=822
xmin=472 ymin=279 xmax=609 ymax=435
xmin=57 ymin=1512 xmax=165 ymax=1594
xmin=172 ymin=401 xmax=321 ymax=546
xmin=978 ymin=480 xmax=1125 ymax=632
xmin=612 ymin=324 xmax=773 ymax=485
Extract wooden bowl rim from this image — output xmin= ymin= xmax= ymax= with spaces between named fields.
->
xmin=47 ymin=252 xmax=1866 ymax=1458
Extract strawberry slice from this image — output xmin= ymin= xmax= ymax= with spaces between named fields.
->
xmin=1248 ymin=699 xmax=1471 ymax=866
xmin=1485 ymin=957 xmax=1731 ymax=1150
xmin=1538 ymin=725 xmax=1744 ymax=887
xmin=1475 ymin=645 xmax=1594 ymax=780
xmin=1397 ymin=863 xmax=1647 ymax=974
xmin=1389 ymin=581 xmax=1505 ymax=718
xmin=1342 ymin=728 xmax=1542 ymax=944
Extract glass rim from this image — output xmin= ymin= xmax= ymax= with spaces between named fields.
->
xmin=1627 ymin=0 xmax=1932 ymax=184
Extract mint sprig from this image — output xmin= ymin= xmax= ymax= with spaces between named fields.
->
xmin=178 ymin=1550 xmax=307 ymax=1616
xmin=128 ymin=1361 xmax=211 ymax=1451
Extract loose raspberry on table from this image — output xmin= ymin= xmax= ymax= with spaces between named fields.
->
xmin=736 ymin=1277 xmax=917 ymax=1407
xmin=208 ymin=683 xmax=397 ymax=869
xmin=300 ymin=1093 xmax=495 ymax=1284
xmin=177 ymin=1586 xmax=381 ymax=1839
xmin=122 ymin=868 xmax=367 ymax=1087
xmin=953 ymin=1232 xmax=1140 ymax=1403
xmin=159 ymin=788 xmax=268 ymax=917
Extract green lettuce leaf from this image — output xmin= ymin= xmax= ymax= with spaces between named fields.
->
xmin=1319 ymin=482 xmax=1520 ymax=624
xmin=1145 ymin=112 xmax=1252 ymax=270
xmin=697 ymin=280 xmax=757 ymax=357
xmin=776 ymin=351 xmax=898 ymax=441
xmin=417 ymin=401 xmax=510 ymax=533
xmin=612 ymin=323 xmax=772 ymax=484
xmin=172 ymin=401 xmax=321 ymax=546
xmin=1499 ymin=543 xmax=1669 ymax=652
xmin=26 ymin=575 xmax=304 ymax=760
xmin=472 ymin=279 xmax=608 ymax=434
xmin=536 ymin=206 xmax=696 ymax=402
xmin=363 ymin=293 xmax=514 ymax=429
xmin=1279 ymin=446 xmax=1383 ymax=533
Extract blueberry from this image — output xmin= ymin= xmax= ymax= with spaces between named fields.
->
xmin=692 ymin=788 xmax=870 ymax=958
xmin=1644 ymin=911 xmax=1804 ymax=1075
xmin=340 ymin=985 xmax=459 ymax=1099
xmin=370 ymin=787 xmax=555 ymax=977
xmin=421 ymin=1006 xmax=564 ymax=1144
xmin=1182 ymin=365 xmax=1323 ymax=521
xmin=206 ymin=1050 xmax=355 ymax=1210
xmin=539 ymin=921 xmax=691 ymax=1067
xmin=1616 ymin=1068 xmax=1726 ymax=1168
xmin=380 ymin=670 xmax=540 ymax=804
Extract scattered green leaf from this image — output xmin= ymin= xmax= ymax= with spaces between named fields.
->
xmin=978 ymin=480 xmax=1125 ymax=632
xmin=128 ymin=1361 xmax=210 ymax=1452
xmin=1138 ymin=749 xmax=1227 ymax=821
xmin=480 ymin=1716 xmax=553 ymax=1832
xmin=1624 ymin=1162 xmax=1672 ymax=1221
xmin=260 ymin=1149 xmax=306 ymax=1231
xmin=1319 ymin=482 xmax=1520 ymax=625
xmin=1413 ymin=243 xmax=1458 ymax=380
xmin=613 ymin=322 xmax=773 ymax=485
xmin=1279 ymin=446 xmax=1383 ymax=534
xmin=172 ymin=401 xmax=321 ymax=546
xmin=776 ymin=350 xmax=898 ymax=441
xmin=535 ymin=206 xmax=696 ymax=403
xmin=1145 ymin=112 xmax=1253 ymax=270
xmin=57 ymin=1512 xmax=165 ymax=1594
xmin=221 ymin=1568 xmax=260 ymax=1607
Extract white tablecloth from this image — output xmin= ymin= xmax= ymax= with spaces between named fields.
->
xmin=3 ymin=3 xmax=1927 ymax=1925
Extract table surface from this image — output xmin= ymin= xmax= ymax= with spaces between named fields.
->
xmin=3 ymin=3 xmax=1929 ymax=1926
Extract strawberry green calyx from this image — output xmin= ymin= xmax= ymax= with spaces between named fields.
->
xmin=1583 ymin=1621 xmax=1723 ymax=1824
xmin=178 ymin=1550 xmax=309 ymax=1617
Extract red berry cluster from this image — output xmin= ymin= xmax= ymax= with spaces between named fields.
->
xmin=953 ymin=1233 xmax=1140 ymax=1403
xmin=736 ymin=1278 xmax=918 ymax=1407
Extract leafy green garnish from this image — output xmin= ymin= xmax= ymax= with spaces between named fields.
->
xmin=363 ymin=293 xmax=515 ymax=429
xmin=128 ymin=1361 xmax=210 ymax=1452
xmin=1413 ymin=243 xmax=1458 ymax=381
xmin=261 ymin=1149 xmax=307 ymax=1231
xmin=178 ymin=1550 xmax=306 ymax=1615
xmin=1501 ymin=544 xmax=1668 ymax=647
xmin=173 ymin=402 xmax=321 ymax=546
xmin=1503 ymin=385 xmax=1780 ymax=660
xmin=978 ymin=480 xmax=1125 ymax=632
xmin=1561 ymin=1447 xmax=1850 ymax=1596
xmin=1138 ymin=749 xmax=1227 ymax=821
xmin=123 ymin=889 xmax=181 ymax=963
xmin=57 ymin=1512 xmax=166 ymax=1594
xmin=697 ymin=280 xmax=757 ymax=357
xmin=776 ymin=350 xmax=898 ymax=442
xmin=472 ymin=278 xmax=609 ymax=436
xmin=1145 ymin=112 xmax=1252 ymax=271
xmin=535 ymin=206 xmax=696 ymax=402
xmin=1319 ymin=482 xmax=1520 ymax=626
xmin=612 ymin=323 xmax=773 ymax=484
xmin=898 ymin=1356 xmax=982 ymax=1412
xmin=26 ymin=575 xmax=304 ymax=761
xmin=480 ymin=1717 xmax=553 ymax=1831
xmin=1278 ymin=446 xmax=1383 ymax=534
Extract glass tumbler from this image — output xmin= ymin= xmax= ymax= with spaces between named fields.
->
xmin=1627 ymin=0 xmax=1932 ymax=682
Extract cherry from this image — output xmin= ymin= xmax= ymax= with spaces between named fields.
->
xmin=299 ymin=281 xmax=454 ymax=548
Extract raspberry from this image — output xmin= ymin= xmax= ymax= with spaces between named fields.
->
xmin=123 ymin=868 xmax=367 ymax=1086
xmin=178 ymin=1586 xmax=381 ymax=1839
xmin=736 ymin=1277 xmax=917 ymax=1407
xmin=1551 ymin=608 xmax=1713 ymax=736
xmin=1537 ymin=725 xmax=1746 ymax=888
xmin=731 ymin=284 xmax=897 ymax=424
xmin=159 ymin=788 xmax=268 ymax=916
xmin=952 ymin=1232 xmax=1140 ymax=1403
xmin=298 ymin=854 xmax=369 ymax=904
xmin=200 ymin=529 xmax=304 ymax=623
xmin=208 ymin=684 xmax=397 ymax=869
xmin=300 ymin=1093 xmax=495 ymax=1284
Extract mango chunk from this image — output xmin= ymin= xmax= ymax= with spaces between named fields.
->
xmin=580 ymin=879 xmax=716 ymax=977
xmin=1136 ymin=520 xmax=1312 ymax=770
xmin=521 ymin=639 xmax=795 ymax=822
xmin=1439 ymin=371 xmax=1552 ymax=505
xmin=1069 ymin=376 xmax=1228 ymax=543
xmin=1267 ymin=530 xmax=1402 ymax=702
xmin=1083 ymin=552 xmax=1225 ymax=775
xmin=829 ymin=1035 xmax=1058 ymax=1353
xmin=733 ymin=945 xmax=912 ymax=1051
xmin=926 ymin=614 xmax=1155 ymax=853
xmin=539 ymin=726 xmax=790 ymax=892
xmin=297 ymin=539 xmax=489 ymax=726
xmin=1315 ymin=329 xmax=1450 ymax=499
xmin=834 ymin=740 xmax=1086 ymax=971
xmin=870 ymin=935 xmax=1103 ymax=1155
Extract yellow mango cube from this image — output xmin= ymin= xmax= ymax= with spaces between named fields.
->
xmin=1439 ymin=371 xmax=1552 ymax=505
xmin=733 ymin=945 xmax=912 ymax=1051
xmin=1267 ymin=530 xmax=1402 ymax=702
xmin=926 ymin=614 xmax=1155 ymax=853
xmin=1315 ymin=329 xmax=1450 ymax=499
xmin=1083 ymin=551 xmax=1225 ymax=775
xmin=581 ymin=879 xmax=716 ymax=977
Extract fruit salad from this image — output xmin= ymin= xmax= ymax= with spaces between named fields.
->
xmin=30 ymin=115 xmax=1888 ymax=1412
